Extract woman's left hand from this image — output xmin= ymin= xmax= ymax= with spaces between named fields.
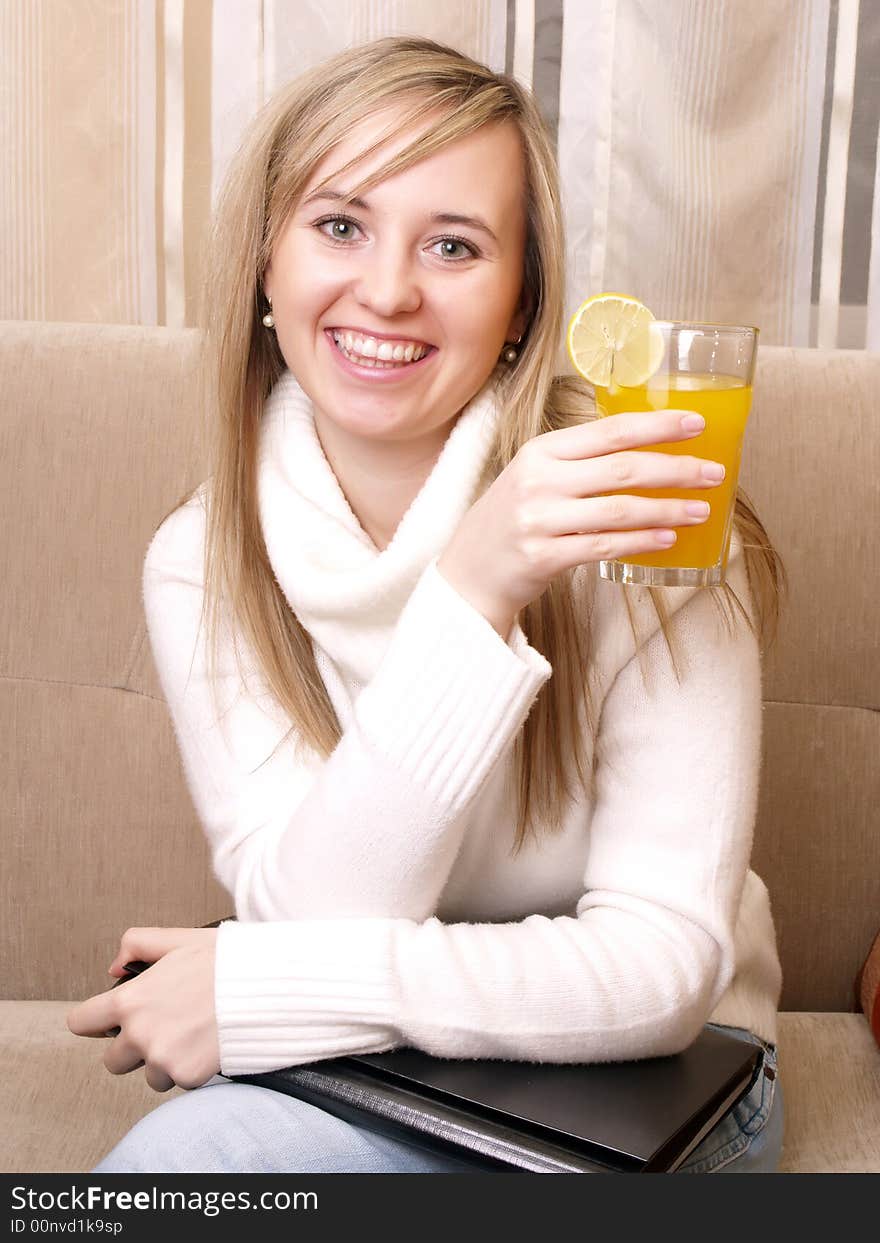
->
xmin=66 ymin=927 xmax=221 ymax=1093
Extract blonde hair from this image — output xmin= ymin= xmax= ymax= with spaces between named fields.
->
xmin=171 ymin=35 xmax=786 ymax=855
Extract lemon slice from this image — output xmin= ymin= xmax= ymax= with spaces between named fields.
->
xmin=566 ymin=292 xmax=664 ymax=387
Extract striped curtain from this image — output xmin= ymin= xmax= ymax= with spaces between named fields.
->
xmin=2 ymin=0 xmax=878 ymax=350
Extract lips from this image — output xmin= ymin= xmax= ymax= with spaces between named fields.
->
xmin=325 ymin=329 xmax=435 ymax=379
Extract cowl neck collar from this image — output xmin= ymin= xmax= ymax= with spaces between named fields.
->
xmin=257 ymin=369 xmax=502 ymax=690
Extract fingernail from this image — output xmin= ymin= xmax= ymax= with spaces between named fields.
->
xmin=686 ymin=501 xmax=711 ymax=517
xmin=681 ymin=414 xmax=705 ymax=432
xmin=702 ymin=462 xmax=725 ymax=481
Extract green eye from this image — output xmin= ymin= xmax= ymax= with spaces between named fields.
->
xmin=432 ymin=236 xmax=478 ymax=261
xmin=314 ymin=215 xmax=360 ymax=242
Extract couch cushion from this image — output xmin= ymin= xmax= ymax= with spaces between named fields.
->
xmin=741 ymin=347 xmax=880 ymax=1013
xmin=2 ymin=673 xmax=230 ymax=1001
xmin=751 ymin=702 xmax=880 ymax=1012
xmin=0 ymin=321 xmax=207 ymax=690
xmin=744 ymin=346 xmax=880 ymax=712
xmin=0 ymin=1001 xmax=187 ymax=1173
xmin=1 ymin=1003 xmax=878 ymax=1173
xmin=0 ymin=321 xmax=229 ymax=1000
xmin=777 ymin=1012 xmax=880 ymax=1173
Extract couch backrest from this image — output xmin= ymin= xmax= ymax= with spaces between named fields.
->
xmin=1 ymin=322 xmax=228 ymax=1001
xmin=1 ymin=321 xmax=877 ymax=1009
xmin=741 ymin=345 xmax=879 ymax=1010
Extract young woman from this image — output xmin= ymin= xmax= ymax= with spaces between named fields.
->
xmin=68 ymin=35 xmax=785 ymax=1174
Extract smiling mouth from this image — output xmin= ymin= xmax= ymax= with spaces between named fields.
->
xmin=329 ymin=329 xmax=434 ymax=369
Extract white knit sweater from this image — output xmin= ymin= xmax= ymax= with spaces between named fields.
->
xmin=143 ymin=369 xmax=783 ymax=1078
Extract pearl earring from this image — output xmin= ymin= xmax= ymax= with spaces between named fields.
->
xmin=262 ymin=296 xmax=275 ymax=329
xmin=502 ymin=334 xmax=523 ymax=363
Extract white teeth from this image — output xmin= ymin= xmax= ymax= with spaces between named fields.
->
xmin=331 ymin=330 xmax=429 ymax=367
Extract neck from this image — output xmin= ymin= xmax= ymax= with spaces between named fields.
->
xmin=312 ymin=412 xmax=460 ymax=552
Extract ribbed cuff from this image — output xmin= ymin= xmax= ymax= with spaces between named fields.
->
xmin=354 ymin=557 xmax=552 ymax=814
xmin=214 ymin=919 xmax=404 ymax=1076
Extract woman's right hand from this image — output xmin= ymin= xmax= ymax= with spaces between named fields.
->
xmin=437 ymin=409 xmax=727 ymax=637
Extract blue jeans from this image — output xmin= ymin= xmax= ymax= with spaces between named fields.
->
xmin=674 ymin=1023 xmax=782 ymax=1173
xmin=91 ymin=1024 xmax=782 ymax=1175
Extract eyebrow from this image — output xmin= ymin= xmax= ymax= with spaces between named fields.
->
xmin=301 ymin=189 xmax=500 ymax=245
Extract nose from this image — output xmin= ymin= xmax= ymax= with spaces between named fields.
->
xmin=352 ymin=239 xmax=422 ymax=319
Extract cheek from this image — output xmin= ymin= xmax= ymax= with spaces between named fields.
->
xmin=272 ymin=243 xmax=339 ymax=312
xmin=284 ymin=278 xmax=335 ymax=319
xmin=439 ymin=276 xmax=500 ymax=334
xmin=448 ymin=294 xmax=510 ymax=365
xmin=464 ymin=266 xmax=521 ymax=331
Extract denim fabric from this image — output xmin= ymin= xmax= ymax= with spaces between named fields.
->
xmin=91 ymin=1023 xmax=782 ymax=1175
xmin=90 ymin=1083 xmax=497 ymax=1174
xmin=674 ymin=1023 xmax=783 ymax=1174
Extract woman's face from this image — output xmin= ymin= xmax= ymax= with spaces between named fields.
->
xmin=263 ymin=104 xmax=529 ymax=445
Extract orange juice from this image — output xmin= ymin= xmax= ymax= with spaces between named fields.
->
xmin=593 ymin=373 xmax=751 ymax=570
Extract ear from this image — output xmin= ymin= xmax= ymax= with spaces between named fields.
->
xmin=506 ymin=315 xmax=529 ymax=343
xmin=507 ymin=282 xmax=534 ymax=341
xmin=508 ymin=310 xmax=528 ymax=340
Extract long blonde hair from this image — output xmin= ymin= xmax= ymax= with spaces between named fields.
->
xmin=172 ymin=35 xmax=786 ymax=855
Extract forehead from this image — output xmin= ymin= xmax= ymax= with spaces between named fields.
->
xmin=302 ymin=104 xmax=526 ymax=215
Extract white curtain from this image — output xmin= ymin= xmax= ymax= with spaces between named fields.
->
xmin=558 ymin=0 xmax=829 ymax=349
xmin=2 ymin=0 xmax=878 ymax=350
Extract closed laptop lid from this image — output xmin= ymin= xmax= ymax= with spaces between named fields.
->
xmin=351 ymin=1027 xmax=762 ymax=1171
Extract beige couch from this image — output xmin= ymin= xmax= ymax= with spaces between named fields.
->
xmin=1 ymin=320 xmax=878 ymax=1173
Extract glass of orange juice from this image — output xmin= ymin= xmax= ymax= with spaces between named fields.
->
xmin=593 ymin=321 xmax=758 ymax=587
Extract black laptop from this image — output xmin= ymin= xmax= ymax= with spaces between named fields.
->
xmin=233 ymin=1026 xmax=763 ymax=1173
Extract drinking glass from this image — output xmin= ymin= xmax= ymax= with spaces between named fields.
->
xmin=594 ymin=321 xmax=758 ymax=587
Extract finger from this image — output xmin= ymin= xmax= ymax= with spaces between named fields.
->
xmin=559 ymin=450 xmax=726 ymax=500
xmin=548 ymin=410 xmax=706 ymax=461
xmin=145 ymin=1065 xmax=176 ymax=1093
xmin=110 ymin=927 xmax=194 ymax=974
xmin=104 ymin=1032 xmax=146 ymax=1077
xmin=103 ymin=1034 xmax=176 ymax=1092
xmin=67 ymin=995 xmax=119 ymax=1039
xmin=540 ymin=494 xmax=711 ymax=537
xmin=548 ymin=526 xmax=682 ymax=571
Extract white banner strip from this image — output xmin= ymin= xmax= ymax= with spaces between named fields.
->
xmin=486 ymin=0 xmax=508 ymax=73
xmin=790 ymin=0 xmax=831 ymax=348
xmin=557 ymin=0 xmax=616 ymax=366
xmin=262 ymin=0 xmax=274 ymax=100
xmin=163 ymin=0 xmax=185 ymax=327
xmin=866 ymin=116 xmax=880 ymax=351
xmin=817 ymin=0 xmax=859 ymax=349
xmin=135 ymin=0 xmax=158 ymax=325
xmin=513 ymin=0 xmax=535 ymax=88
xmin=587 ymin=0 xmax=615 ymax=303
xmin=211 ymin=0 xmax=263 ymax=209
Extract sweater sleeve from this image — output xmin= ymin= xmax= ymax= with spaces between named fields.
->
xmin=214 ymin=535 xmax=763 ymax=1075
xmin=142 ymin=498 xmax=551 ymax=924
